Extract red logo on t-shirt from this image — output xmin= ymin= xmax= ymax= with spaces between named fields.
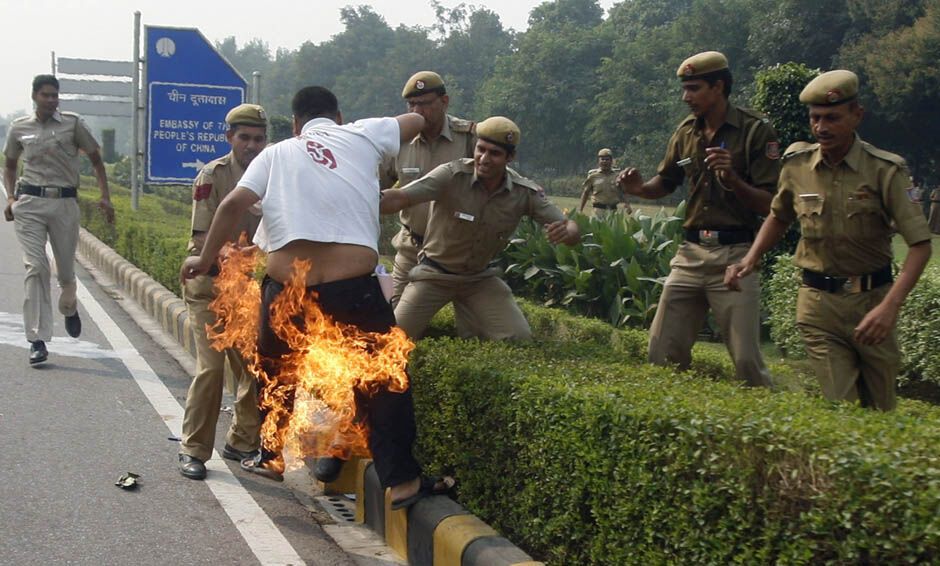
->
xmin=306 ymin=140 xmax=337 ymax=170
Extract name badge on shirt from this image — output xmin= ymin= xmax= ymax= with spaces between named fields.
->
xmin=402 ymin=167 xmax=421 ymax=175
xmin=454 ymin=211 xmax=475 ymax=222
xmin=676 ymin=157 xmax=693 ymax=167
xmin=798 ymin=193 xmax=820 ymax=200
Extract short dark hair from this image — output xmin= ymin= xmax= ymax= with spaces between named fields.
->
xmin=292 ymin=86 xmax=339 ymax=124
xmin=32 ymin=74 xmax=59 ymax=94
xmin=699 ymin=68 xmax=733 ymax=98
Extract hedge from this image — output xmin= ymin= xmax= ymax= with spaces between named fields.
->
xmin=412 ymin=302 xmax=940 ymax=564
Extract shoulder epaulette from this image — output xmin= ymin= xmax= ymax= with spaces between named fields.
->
xmin=60 ymin=111 xmax=82 ymax=120
xmin=10 ymin=115 xmax=30 ymax=125
xmin=508 ymin=169 xmax=542 ymax=192
xmin=861 ymin=141 xmax=907 ymax=168
xmin=454 ymin=157 xmax=475 ymax=173
xmin=587 ymin=168 xmax=601 ymax=175
xmin=449 ymin=116 xmax=475 ymax=134
xmin=783 ymin=141 xmax=817 ymax=160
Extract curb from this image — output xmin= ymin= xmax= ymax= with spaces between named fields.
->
xmin=77 ymin=228 xmax=541 ymax=566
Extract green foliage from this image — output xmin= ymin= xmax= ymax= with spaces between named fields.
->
xmin=763 ymin=254 xmax=805 ymax=359
xmin=268 ymin=115 xmax=293 ymax=143
xmin=499 ymin=203 xmax=685 ymax=327
xmin=410 ymin=313 xmax=940 ymax=564
xmin=78 ymin=177 xmax=189 ymax=295
xmin=751 ymin=62 xmax=819 ymax=148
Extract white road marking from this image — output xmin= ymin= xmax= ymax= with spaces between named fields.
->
xmin=0 ymin=312 xmax=121 ymax=358
xmin=74 ymin=277 xmax=306 ymax=566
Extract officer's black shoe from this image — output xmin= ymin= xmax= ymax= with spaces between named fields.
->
xmin=222 ymin=444 xmax=259 ymax=462
xmin=179 ymin=454 xmax=207 ymax=480
xmin=65 ymin=312 xmax=82 ymax=338
xmin=314 ymin=456 xmax=345 ymax=483
xmin=29 ymin=341 xmax=48 ymax=365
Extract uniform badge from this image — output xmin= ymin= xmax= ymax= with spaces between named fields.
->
xmin=258 ymin=108 xmax=266 ymax=120
xmin=416 ymin=80 xmax=425 ymax=90
xmin=193 ymin=183 xmax=212 ymax=201
xmin=826 ymin=89 xmax=842 ymax=103
xmin=683 ymin=63 xmax=695 ymax=76
xmin=506 ymin=132 xmax=514 ymax=143
xmin=765 ymin=141 xmax=780 ymax=160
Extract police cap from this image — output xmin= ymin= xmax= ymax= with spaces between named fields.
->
xmin=799 ymin=70 xmax=859 ymax=106
xmin=402 ymin=71 xmax=446 ymax=98
xmin=677 ymin=51 xmax=729 ymax=80
xmin=225 ymin=103 xmax=267 ymax=127
xmin=598 ymin=148 xmax=613 ymax=157
xmin=476 ymin=116 xmax=520 ymax=151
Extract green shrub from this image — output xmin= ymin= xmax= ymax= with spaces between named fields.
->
xmin=499 ymin=203 xmax=685 ymax=327
xmin=764 ymin=254 xmax=805 ymax=359
xmin=410 ymin=335 xmax=940 ymax=565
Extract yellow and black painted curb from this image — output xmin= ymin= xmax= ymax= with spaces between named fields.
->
xmin=78 ymin=228 xmax=541 ymax=566
xmin=324 ymin=456 xmax=542 ymax=566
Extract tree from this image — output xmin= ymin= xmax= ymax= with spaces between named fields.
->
xmin=751 ymin=62 xmax=819 ymax=148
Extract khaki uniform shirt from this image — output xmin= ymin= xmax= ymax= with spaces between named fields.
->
xmin=657 ymin=105 xmax=781 ymax=230
xmin=188 ymin=151 xmax=261 ymax=254
xmin=400 ymin=158 xmax=566 ymax=274
xmin=380 ymin=114 xmax=476 ymax=236
xmin=771 ymin=137 xmax=931 ymax=276
xmin=581 ymin=168 xmax=622 ymax=206
xmin=3 ymin=110 xmax=99 ymax=188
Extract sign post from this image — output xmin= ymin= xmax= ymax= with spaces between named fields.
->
xmin=144 ymin=26 xmax=246 ymax=184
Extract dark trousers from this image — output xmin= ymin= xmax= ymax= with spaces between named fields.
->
xmin=257 ymin=274 xmax=422 ymax=488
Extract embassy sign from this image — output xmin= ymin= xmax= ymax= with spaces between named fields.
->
xmin=145 ymin=26 xmax=246 ymax=183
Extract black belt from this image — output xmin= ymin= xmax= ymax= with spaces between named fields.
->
xmin=18 ymin=184 xmax=77 ymax=198
xmin=402 ymin=224 xmax=424 ymax=246
xmin=685 ymin=228 xmax=754 ymax=246
xmin=592 ymin=203 xmax=618 ymax=210
xmin=419 ymin=256 xmax=456 ymax=275
xmin=802 ymin=265 xmax=893 ymax=294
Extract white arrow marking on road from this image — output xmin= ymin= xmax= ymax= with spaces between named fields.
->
xmin=0 ymin=312 xmax=120 ymax=359
xmin=182 ymin=158 xmax=206 ymax=170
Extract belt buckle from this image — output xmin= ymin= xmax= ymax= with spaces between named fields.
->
xmin=42 ymin=187 xmax=60 ymax=198
xmin=699 ymin=230 xmax=719 ymax=246
xmin=842 ymin=276 xmax=861 ymax=293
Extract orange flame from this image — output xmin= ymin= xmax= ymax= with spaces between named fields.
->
xmin=208 ymin=246 xmax=413 ymax=472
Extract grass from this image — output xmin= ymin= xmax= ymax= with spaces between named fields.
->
xmin=548 ymin=195 xmax=675 ymax=216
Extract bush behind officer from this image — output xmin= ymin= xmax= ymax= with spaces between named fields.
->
xmin=178 ymin=103 xmax=267 ymax=480
xmin=579 ymin=148 xmax=631 ymax=217
xmin=618 ymin=51 xmax=781 ymax=387
xmin=726 ymin=70 xmax=932 ymax=410
xmin=3 ymin=74 xmax=114 ymax=365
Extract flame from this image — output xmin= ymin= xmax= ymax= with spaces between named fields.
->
xmin=208 ymin=244 xmax=413 ymax=473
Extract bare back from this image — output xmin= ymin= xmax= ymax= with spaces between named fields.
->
xmin=266 ymin=240 xmax=377 ymax=286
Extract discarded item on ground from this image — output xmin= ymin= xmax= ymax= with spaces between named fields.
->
xmin=115 ymin=472 xmax=141 ymax=490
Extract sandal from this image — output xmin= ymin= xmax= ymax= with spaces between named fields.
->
xmin=240 ymin=453 xmax=284 ymax=482
xmin=390 ymin=475 xmax=456 ymax=510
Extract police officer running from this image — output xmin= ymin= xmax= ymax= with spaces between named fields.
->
xmin=726 ymin=70 xmax=932 ymax=411
xmin=579 ymin=148 xmax=631 ymax=217
xmin=3 ymin=74 xmax=114 ymax=365
xmin=618 ymin=51 xmax=780 ymax=387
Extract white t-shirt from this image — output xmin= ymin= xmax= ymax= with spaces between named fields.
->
xmin=238 ymin=117 xmax=400 ymax=254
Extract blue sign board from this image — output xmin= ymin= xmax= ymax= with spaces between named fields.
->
xmin=145 ymin=26 xmax=246 ymax=183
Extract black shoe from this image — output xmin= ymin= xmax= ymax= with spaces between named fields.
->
xmin=29 ymin=341 xmax=48 ymax=365
xmin=240 ymin=453 xmax=284 ymax=482
xmin=65 ymin=312 xmax=81 ymax=338
xmin=179 ymin=454 xmax=207 ymax=480
xmin=222 ymin=444 xmax=259 ymax=462
xmin=314 ymin=456 xmax=345 ymax=483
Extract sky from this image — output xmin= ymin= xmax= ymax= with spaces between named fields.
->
xmin=0 ymin=0 xmax=617 ymax=117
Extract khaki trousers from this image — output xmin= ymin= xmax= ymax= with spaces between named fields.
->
xmin=390 ymin=227 xmax=482 ymax=335
xmin=12 ymin=195 xmax=79 ymax=342
xmin=796 ymin=285 xmax=898 ymax=411
xmin=181 ymin=275 xmax=261 ymax=461
xmin=394 ymin=264 xmax=531 ymax=340
xmin=648 ymin=242 xmax=772 ymax=387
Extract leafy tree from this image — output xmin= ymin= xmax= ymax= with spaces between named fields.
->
xmin=751 ymin=62 xmax=818 ymax=147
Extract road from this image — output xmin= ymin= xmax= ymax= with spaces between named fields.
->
xmin=0 ymin=218 xmax=387 ymax=566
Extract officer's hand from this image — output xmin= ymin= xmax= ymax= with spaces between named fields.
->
xmin=98 ymin=198 xmax=115 ymax=224
xmin=724 ymin=260 xmax=755 ymax=291
xmin=4 ymin=199 xmax=13 ymax=222
xmin=181 ymin=255 xmax=211 ymax=282
xmin=854 ymin=302 xmax=898 ymax=346
xmin=704 ymin=147 xmax=738 ymax=184
xmin=617 ymin=168 xmax=644 ymax=196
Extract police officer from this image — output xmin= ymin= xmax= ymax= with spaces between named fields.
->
xmin=928 ymin=185 xmax=940 ymax=234
xmin=618 ymin=51 xmax=780 ymax=387
xmin=579 ymin=148 xmax=631 ymax=217
xmin=3 ymin=74 xmax=114 ymax=365
xmin=178 ymin=104 xmax=266 ymax=480
xmin=726 ymin=71 xmax=931 ymax=410
xmin=380 ymin=71 xmax=476 ymax=307
xmin=381 ymin=116 xmax=580 ymax=340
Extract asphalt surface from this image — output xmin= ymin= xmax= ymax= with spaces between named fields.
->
xmin=0 ymin=217 xmax=360 ymax=566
